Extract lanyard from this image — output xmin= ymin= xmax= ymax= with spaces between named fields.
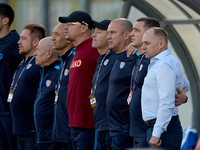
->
xmin=11 ymin=56 xmax=35 ymax=91
xmin=92 ymin=50 xmax=110 ymax=95
xmin=55 ymin=49 xmax=75 ymax=92
xmin=130 ymin=53 xmax=145 ymax=92
xmin=38 ymin=66 xmax=44 ymax=92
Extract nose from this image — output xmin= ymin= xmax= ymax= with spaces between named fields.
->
xmin=18 ymin=39 xmax=21 ymax=45
xmin=130 ymin=30 xmax=134 ymax=37
xmin=64 ymin=23 xmax=69 ymax=30
xmin=52 ymin=34 xmax=55 ymax=41
xmin=106 ymin=33 xmax=111 ymax=40
xmin=141 ymin=43 xmax=146 ymax=50
xmin=92 ymin=32 xmax=96 ymax=38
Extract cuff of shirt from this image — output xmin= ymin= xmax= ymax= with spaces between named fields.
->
xmin=152 ymin=126 xmax=164 ymax=138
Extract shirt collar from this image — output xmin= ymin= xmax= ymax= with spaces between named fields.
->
xmin=150 ymin=49 xmax=171 ymax=64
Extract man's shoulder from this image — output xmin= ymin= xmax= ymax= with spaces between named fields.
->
xmin=7 ymin=30 xmax=19 ymax=41
xmin=161 ymin=54 xmax=181 ymax=67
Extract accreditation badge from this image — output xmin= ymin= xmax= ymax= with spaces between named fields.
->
xmin=127 ymin=89 xmax=133 ymax=105
xmin=89 ymin=94 xmax=97 ymax=108
xmin=7 ymin=90 xmax=14 ymax=103
xmin=54 ymin=91 xmax=59 ymax=105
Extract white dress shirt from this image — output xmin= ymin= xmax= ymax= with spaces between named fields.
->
xmin=141 ymin=49 xmax=190 ymax=138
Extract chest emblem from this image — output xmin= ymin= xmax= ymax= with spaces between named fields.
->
xmin=26 ymin=64 xmax=32 ymax=69
xmin=64 ymin=69 xmax=69 ymax=76
xmin=120 ymin=62 xmax=125 ymax=69
xmin=139 ymin=64 xmax=143 ymax=71
xmin=46 ymin=80 xmax=51 ymax=87
xmin=104 ymin=59 xmax=109 ymax=66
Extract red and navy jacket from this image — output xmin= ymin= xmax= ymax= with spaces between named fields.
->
xmin=92 ymin=50 xmax=116 ymax=132
xmin=106 ymin=51 xmax=138 ymax=136
xmin=52 ymin=47 xmax=75 ymax=143
xmin=0 ymin=30 xmax=24 ymax=116
xmin=129 ymin=54 xmax=150 ymax=138
xmin=34 ymin=60 xmax=60 ymax=143
xmin=10 ymin=56 xmax=41 ymax=135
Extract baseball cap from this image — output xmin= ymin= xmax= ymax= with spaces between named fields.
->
xmin=59 ymin=11 xmax=94 ymax=30
xmin=92 ymin=20 xmax=111 ymax=30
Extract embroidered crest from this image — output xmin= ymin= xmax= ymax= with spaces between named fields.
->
xmin=120 ymin=62 xmax=125 ymax=69
xmin=46 ymin=80 xmax=51 ymax=87
xmin=104 ymin=59 xmax=109 ymax=66
xmin=26 ymin=64 xmax=32 ymax=69
xmin=139 ymin=64 xmax=143 ymax=71
xmin=64 ymin=69 xmax=69 ymax=76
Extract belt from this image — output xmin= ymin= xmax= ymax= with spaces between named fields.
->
xmin=144 ymin=115 xmax=179 ymax=129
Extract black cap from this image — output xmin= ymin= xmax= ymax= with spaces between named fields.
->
xmin=92 ymin=20 xmax=111 ymax=30
xmin=59 ymin=11 xmax=94 ymax=30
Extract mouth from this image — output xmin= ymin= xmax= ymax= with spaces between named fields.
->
xmin=64 ymin=31 xmax=69 ymax=36
xmin=108 ymin=40 xmax=112 ymax=44
xmin=131 ymin=38 xmax=135 ymax=42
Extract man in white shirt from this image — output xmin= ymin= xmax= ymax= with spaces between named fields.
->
xmin=141 ymin=27 xmax=190 ymax=149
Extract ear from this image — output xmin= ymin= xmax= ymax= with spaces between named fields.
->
xmin=124 ymin=30 xmax=131 ymax=40
xmin=81 ymin=25 xmax=89 ymax=33
xmin=32 ymin=38 xmax=40 ymax=47
xmin=2 ymin=17 xmax=9 ymax=25
xmin=159 ymin=39 xmax=165 ymax=49
xmin=47 ymin=49 xmax=53 ymax=59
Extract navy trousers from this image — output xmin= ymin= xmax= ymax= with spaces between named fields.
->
xmin=133 ymin=136 xmax=148 ymax=148
xmin=71 ymin=127 xmax=95 ymax=150
xmin=111 ymin=132 xmax=133 ymax=150
xmin=17 ymin=135 xmax=37 ymax=150
xmin=97 ymin=130 xmax=112 ymax=150
xmin=146 ymin=120 xmax=182 ymax=150
xmin=0 ymin=116 xmax=17 ymax=150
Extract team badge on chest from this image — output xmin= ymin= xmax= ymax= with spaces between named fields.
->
xmin=64 ymin=69 xmax=69 ymax=76
xmin=120 ymin=62 xmax=125 ymax=69
xmin=46 ymin=80 xmax=51 ymax=87
xmin=26 ymin=64 xmax=32 ymax=69
xmin=139 ymin=64 xmax=143 ymax=71
xmin=104 ymin=59 xmax=109 ymax=66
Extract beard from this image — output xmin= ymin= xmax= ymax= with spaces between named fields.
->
xmin=19 ymin=48 xmax=31 ymax=56
xmin=19 ymin=49 xmax=26 ymax=56
xmin=65 ymin=35 xmax=71 ymax=41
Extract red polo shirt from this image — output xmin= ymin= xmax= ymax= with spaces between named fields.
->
xmin=67 ymin=38 xmax=99 ymax=128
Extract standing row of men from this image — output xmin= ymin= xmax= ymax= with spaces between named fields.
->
xmin=0 ymin=3 xmax=189 ymax=150
xmin=91 ymin=16 xmax=189 ymax=150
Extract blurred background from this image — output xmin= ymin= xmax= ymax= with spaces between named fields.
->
xmin=1 ymin=0 xmax=200 ymax=134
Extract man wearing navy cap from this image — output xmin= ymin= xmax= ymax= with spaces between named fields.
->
xmin=59 ymin=11 xmax=99 ymax=150
xmin=92 ymin=20 xmax=115 ymax=149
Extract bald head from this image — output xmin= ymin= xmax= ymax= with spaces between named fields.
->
xmin=151 ymin=27 xmax=168 ymax=44
xmin=142 ymin=27 xmax=168 ymax=59
xmin=40 ymin=37 xmax=53 ymax=51
xmin=52 ymin=23 xmax=73 ymax=56
xmin=35 ymin=37 xmax=59 ymax=66
xmin=112 ymin=18 xmax=133 ymax=34
xmin=107 ymin=18 xmax=132 ymax=54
